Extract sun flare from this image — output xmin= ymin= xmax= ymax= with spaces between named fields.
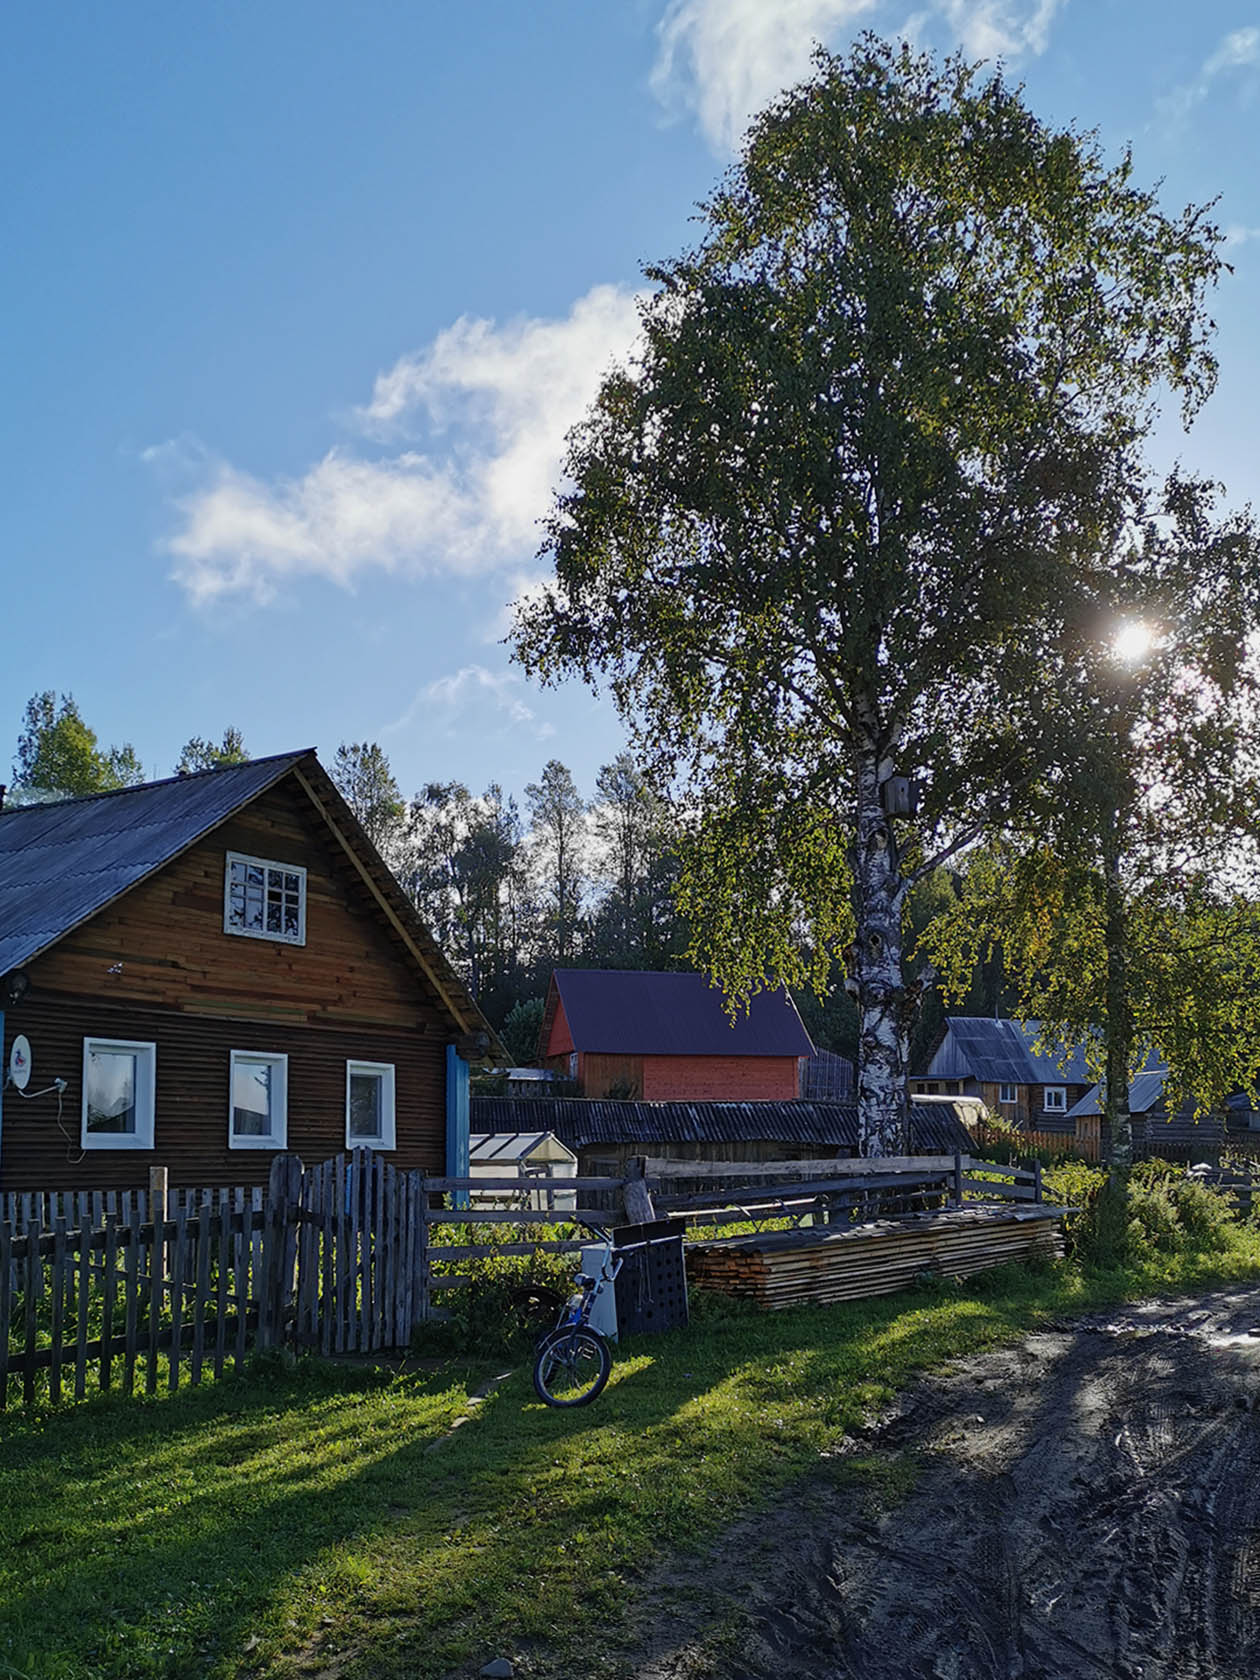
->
xmin=1113 ymin=620 xmax=1154 ymax=664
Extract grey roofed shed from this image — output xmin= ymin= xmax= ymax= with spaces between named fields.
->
xmin=470 ymin=1096 xmax=973 ymax=1155
xmin=923 ymin=1017 xmax=1095 ymax=1086
xmin=549 ymin=969 xmax=814 ymax=1057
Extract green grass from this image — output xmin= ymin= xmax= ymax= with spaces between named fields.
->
xmin=4 ymin=1227 xmax=1260 ymax=1680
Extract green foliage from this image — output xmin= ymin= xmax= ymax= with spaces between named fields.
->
xmin=331 ymin=741 xmax=405 ymax=856
xmin=499 ymin=995 xmax=545 ymax=1065
xmin=416 ymin=1244 xmax=576 ymax=1358
xmin=11 ymin=691 xmax=145 ymax=797
xmin=176 ymin=726 xmax=249 ymax=772
xmin=514 ymin=36 xmax=1230 ymax=1152
xmin=1043 ymin=1160 xmax=1235 ymax=1270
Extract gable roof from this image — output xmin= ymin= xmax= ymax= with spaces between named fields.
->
xmin=922 ymin=1016 xmax=1094 ymax=1086
xmin=547 ymin=969 xmax=814 ymax=1058
xmin=0 ymin=749 xmax=491 ymax=1043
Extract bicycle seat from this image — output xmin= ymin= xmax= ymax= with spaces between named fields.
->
xmin=573 ymin=1273 xmax=596 ymax=1288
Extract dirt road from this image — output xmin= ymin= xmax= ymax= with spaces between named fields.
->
xmin=628 ymin=1288 xmax=1260 ymax=1680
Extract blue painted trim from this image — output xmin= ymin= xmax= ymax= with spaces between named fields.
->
xmin=445 ymin=1044 xmax=470 ymax=1209
xmin=0 ymin=1009 xmax=5 ymax=1186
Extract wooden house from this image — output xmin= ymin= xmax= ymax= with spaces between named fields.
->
xmin=1067 ymin=1069 xmax=1226 ymax=1162
xmin=910 ymin=1016 xmax=1093 ymax=1132
xmin=537 ymin=969 xmax=814 ymax=1101
xmin=0 ymin=750 xmax=493 ymax=1191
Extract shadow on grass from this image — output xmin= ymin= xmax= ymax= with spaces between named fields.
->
xmin=5 ymin=1245 xmax=1260 ymax=1680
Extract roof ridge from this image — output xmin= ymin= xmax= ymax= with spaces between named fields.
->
xmin=0 ymin=749 xmax=315 ymax=815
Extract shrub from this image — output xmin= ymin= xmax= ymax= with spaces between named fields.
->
xmin=415 ymin=1241 xmax=577 ymax=1357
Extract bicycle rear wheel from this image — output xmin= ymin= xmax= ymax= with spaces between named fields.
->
xmin=533 ymin=1326 xmax=612 ymax=1407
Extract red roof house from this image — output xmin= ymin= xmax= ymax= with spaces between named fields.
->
xmin=538 ymin=969 xmax=813 ymax=1102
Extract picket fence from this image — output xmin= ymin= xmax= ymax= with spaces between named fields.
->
xmin=0 ymin=1151 xmax=631 ymax=1412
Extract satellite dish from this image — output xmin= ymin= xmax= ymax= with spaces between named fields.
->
xmin=9 ymin=1034 xmax=31 ymax=1091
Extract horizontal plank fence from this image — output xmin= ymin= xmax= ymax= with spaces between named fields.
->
xmin=3 ymin=1149 xmax=1063 ymax=1413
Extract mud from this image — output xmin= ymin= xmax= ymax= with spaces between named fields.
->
xmin=625 ymin=1288 xmax=1260 ymax=1680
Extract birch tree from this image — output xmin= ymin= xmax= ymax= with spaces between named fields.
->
xmin=513 ymin=38 xmax=1228 ymax=1154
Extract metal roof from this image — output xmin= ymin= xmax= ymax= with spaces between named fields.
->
xmin=1067 ymin=1068 xmax=1170 ymax=1119
xmin=0 ymin=753 xmax=310 ymax=975
xmin=924 ymin=1017 xmax=1096 ymax=1086
xmin=470 ymin=1096 xmax=972 ymax=1154
xmin=549 ymin=969 xmax=814 ymax=1057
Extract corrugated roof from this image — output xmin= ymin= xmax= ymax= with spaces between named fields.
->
xmin=0 ymin=753 xmax=310 ymax=974
xmin=550 ymin=969 xmax=814 ymax=1057
xmin=470 ymin=1096 xmax=972 ymax=1154
xmin=924 ymin=1017 xmax=1096 ymax=1086
xmin=1067 ymin=1067 xmax=1170 ymax=1119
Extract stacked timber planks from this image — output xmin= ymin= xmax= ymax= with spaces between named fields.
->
xmin=684 ymin=1205 xmax=1065 ymax=1309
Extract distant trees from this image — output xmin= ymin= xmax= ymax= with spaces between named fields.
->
xmin=11 ymin=692 xmax=144 ymax=798
xmin=176 ymin=727 xmax=249 ymax=773
xmin=330 ymin=742 xmax=405 ymax=857
xmin=525 ymin=759 xmax=587 ymax=967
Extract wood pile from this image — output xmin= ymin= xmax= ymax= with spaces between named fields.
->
xmin=684 ymin=1205 xmax=1065 ymax=1309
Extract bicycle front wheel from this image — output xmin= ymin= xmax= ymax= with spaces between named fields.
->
xmin=533 ymin=1326 xmax=612 ymax=1407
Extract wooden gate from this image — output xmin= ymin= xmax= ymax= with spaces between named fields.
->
xmin=288 ymin=1151 xmax=429 ymax=1356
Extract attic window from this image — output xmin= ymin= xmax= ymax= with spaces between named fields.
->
xmin=224 ymin=852 xmax=306 ymax=946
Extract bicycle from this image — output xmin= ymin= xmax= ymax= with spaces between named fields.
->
xmin=532 ymin=1219 xmax=622 ymax=1407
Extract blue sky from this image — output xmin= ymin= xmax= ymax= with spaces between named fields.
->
xmin=4 ymin=1 xmax=1260 ymax=806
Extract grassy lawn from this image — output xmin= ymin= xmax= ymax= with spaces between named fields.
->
xmin=4 ymin=1229 xmax=1260 ymax=1680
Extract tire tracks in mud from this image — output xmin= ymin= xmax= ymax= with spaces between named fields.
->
xmin=620 ymin=1289 xmax=1260 ymax=1680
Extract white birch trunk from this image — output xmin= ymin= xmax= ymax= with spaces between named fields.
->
xmin=850 ymin=740 xmax=911 ymax=1157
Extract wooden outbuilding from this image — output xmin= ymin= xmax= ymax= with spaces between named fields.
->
xmin=0 ymin=750 xmax=493 ymax=1191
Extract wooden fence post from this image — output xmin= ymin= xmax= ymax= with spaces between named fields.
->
xmin=622 ymin=1156 xmax=656 ymax=1225
xmin=1032 ymin=1159 xmax=1043 ymax=1204
xmin=259 ymin=1153 xmax=303 ymax=1350
xmin=149 ymin=1164 xmax=168 ymax=1286
xmin=415 ymin=1172 xmax=430 ymax=1328
xmin=952 ymin=1152 xmax=963 ymax=1208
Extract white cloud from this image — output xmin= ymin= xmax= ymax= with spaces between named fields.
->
xmin=1224 ymin=223 xmax=1260 ymax=249
xmin=650 ymin=0 xmax=1063 ymax=152
xmin=1160 ymin=25 xmax=1260 ymax=121
xmin=163 ymin=284 xmax=643 ymax=606
xmin=652 ymin=0 xmax=877 ymax=153
xmin=930 ymin=0 xmax=1062 ymax=60
xmin=384 ymin=664 xmax=555 ymax=742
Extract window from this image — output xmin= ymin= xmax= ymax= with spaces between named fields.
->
xmin=1000 ymin=1084 xmax=1017 ymax=1105
xmin=229 ymin=1051 xmax=288 ymax=1149
xmin=82 ymin=1039 xmax=156 ymax=1150
xmin=346 ymin=1061 xmax=396 ymax=1149
xmin=224 ymin=852 xmax=306 ymax=945
xmin=1043 ymin=1086 xmax=1067 ymax=1113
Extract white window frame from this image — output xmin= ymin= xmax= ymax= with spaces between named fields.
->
xmin=81 ymin=1038 xmax=156 ymax=1151
xmin=1043 ymin=1086 xmax=1067 ymax=1113
xmin=223 ymin=852 xmax=307 ymax=947
xmin=999 ymin=1084 xmax=1017 ymax=1105
xmin=228 ymin=1050 xmax=289 ymax=1150
xmin=345 ymin=1061 xmax=397 ymax=1150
